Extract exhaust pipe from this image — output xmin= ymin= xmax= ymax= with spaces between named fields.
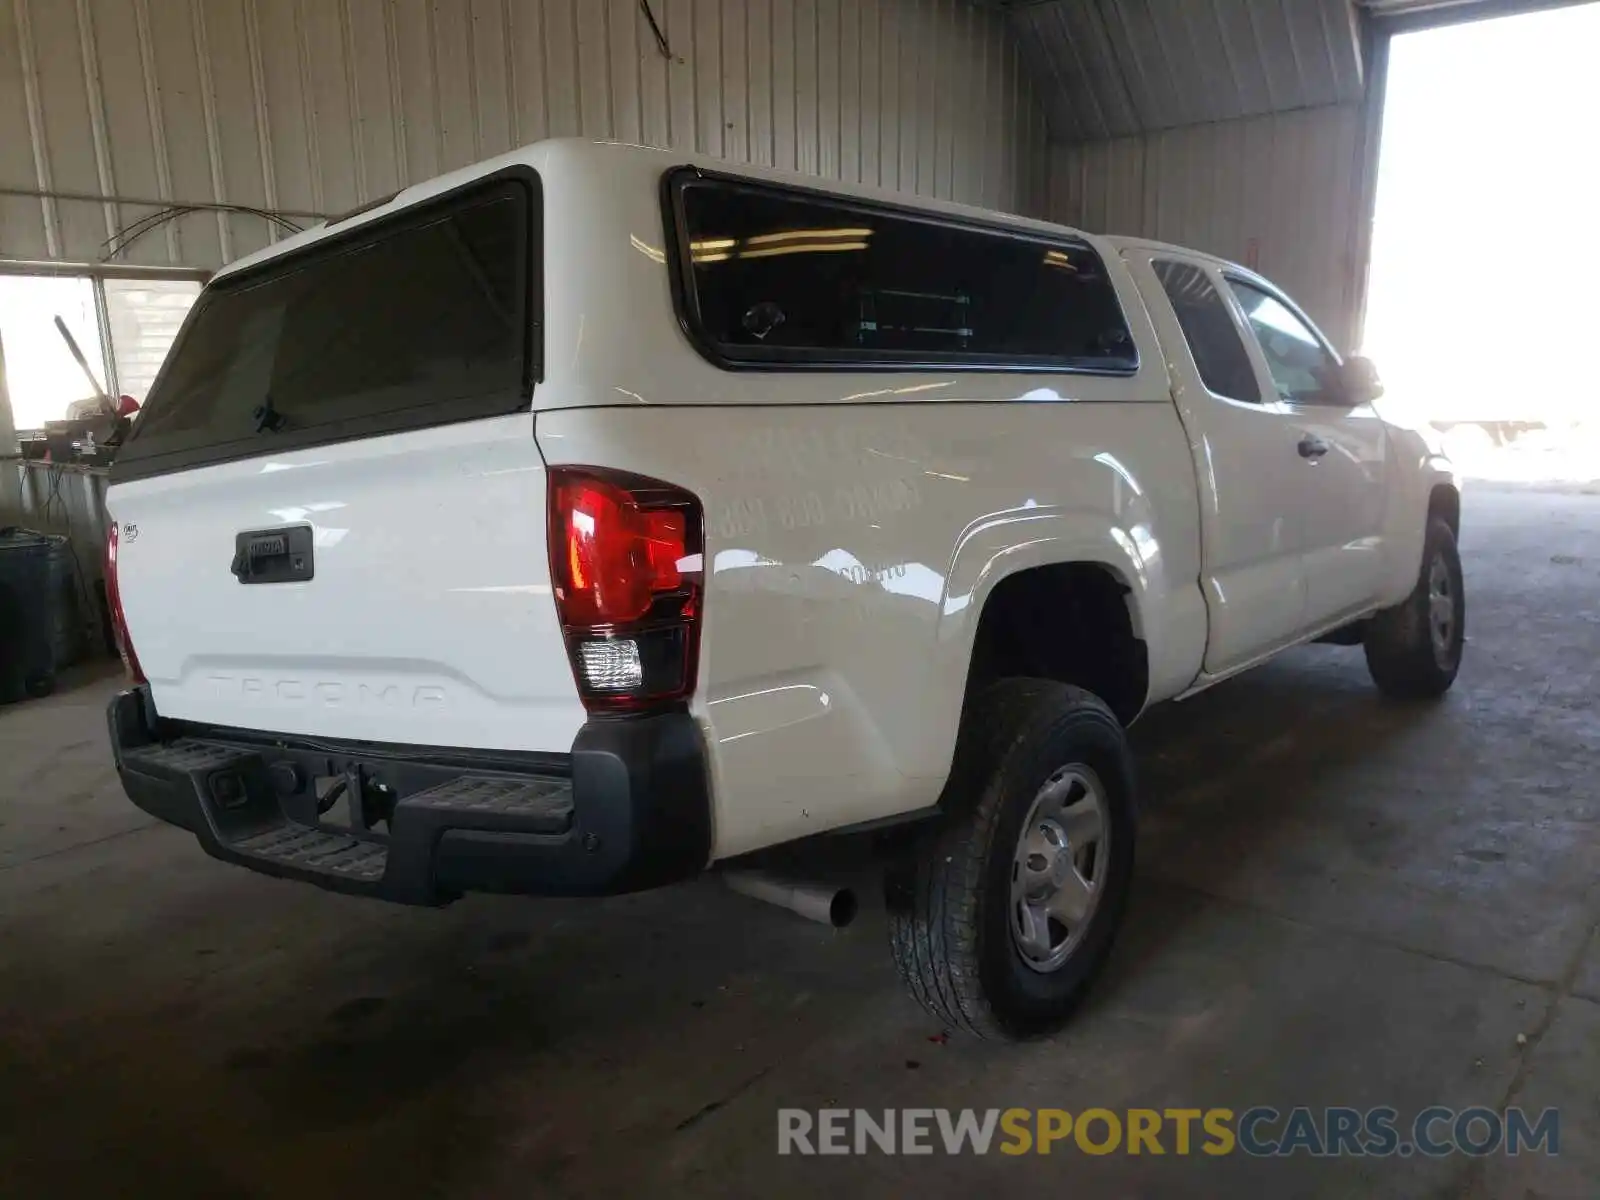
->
xmin=723 ymin=870 xmax=858 ymax=928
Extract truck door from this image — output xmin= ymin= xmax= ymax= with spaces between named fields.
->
xmin=1224 ymin=276 xmax=1389 ymax=628
xmin=1127 ymin=252 xmax=1309 ymax=673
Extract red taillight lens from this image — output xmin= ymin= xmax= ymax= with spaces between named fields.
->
xmin=555 ymin=474 xmax=689 ymax=625
xmin=548 ymin=467 xmax=703 ymax=711
xmin=105 ymin=522 xmax=146 ymax=684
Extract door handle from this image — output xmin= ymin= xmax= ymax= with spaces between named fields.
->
xmin=1298 ymin=435 xmax=1329 ymax=459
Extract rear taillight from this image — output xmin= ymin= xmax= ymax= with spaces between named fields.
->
xmin=105 ymin=522 xmax=146 ymax=684
xmin=548 ymin=467 xmax=703 ymax=712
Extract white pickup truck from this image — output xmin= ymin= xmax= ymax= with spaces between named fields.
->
xmin=104 ymin=139 xmax=1462 ymax=1040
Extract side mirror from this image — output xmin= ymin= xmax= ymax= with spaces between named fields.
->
xmin=1340 ymin=355 xmax=1384 ymax=404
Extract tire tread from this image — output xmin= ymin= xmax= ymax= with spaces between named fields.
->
xmin=887 ymin=679 xmax=1124 ymax=1039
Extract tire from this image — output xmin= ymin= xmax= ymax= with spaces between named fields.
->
xmin=885 ymin=679 xmax=1136 ymax=1040
xmin=1363 ymin=517 xmax=1465 ymax=699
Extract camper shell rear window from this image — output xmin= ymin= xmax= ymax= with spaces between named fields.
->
xmin=114 ymin=169 xmax=539 ymax=482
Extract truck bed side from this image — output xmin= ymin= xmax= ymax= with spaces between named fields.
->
xmin=536 ymin=397 xmax=1204 ymax=859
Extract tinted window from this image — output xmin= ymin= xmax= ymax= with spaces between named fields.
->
xmin=118 ymin=177 xmax=534 ymax=476
xmin=1228 ymin=279 xmax=1342 ymax=405
xmin=1152 ymin=260 xmax=1260 ymax=403
xmin=670 ymin=175 xmax=1136 ymax=372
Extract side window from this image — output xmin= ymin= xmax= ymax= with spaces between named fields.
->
xmin=669 ymin=174 xmax=1138 ymax=372
xmin=1227 ymin=279 xmax=1342 ymax=405
xmin=1151 ymin=260 xmax=1261 ymax=404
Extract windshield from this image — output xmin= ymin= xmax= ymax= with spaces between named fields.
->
xmin=116 ymin=174 xmax=536 ymax=479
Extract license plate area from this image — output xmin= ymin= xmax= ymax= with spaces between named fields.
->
xmin=302 ymin=762 xmax=400 ymax=836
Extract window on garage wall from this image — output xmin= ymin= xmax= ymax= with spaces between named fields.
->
xmin=0 ymin=272 xmax=202 ymax=432
xmin=101 ymin=279 xmax=204 ymax=406
xmin=0 ymin=276 xmax=105 ymax=432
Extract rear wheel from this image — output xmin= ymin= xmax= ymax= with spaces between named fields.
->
xmin=885 ymin=679 xmax=1135 ymax=1040
xmin=1364 ymin=517 xmax=1465 ymax=699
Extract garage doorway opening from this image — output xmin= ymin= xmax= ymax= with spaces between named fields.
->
xmin=1363 ymin=1 xmax=1600 ymax=482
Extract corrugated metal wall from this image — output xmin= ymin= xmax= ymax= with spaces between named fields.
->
xmin=0 ymin=0 xmax=1050 ymax=270
xmin=1011 ymin=0 xmax=1364 ymax=141
xmin=1048 ymin=102 xmax=1372 ymax=351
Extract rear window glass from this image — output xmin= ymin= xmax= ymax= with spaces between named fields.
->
xmin=117 ymin=176 xmax=535 ymax=477
xmin=669 ymin=174 xmax=1137 ymax=373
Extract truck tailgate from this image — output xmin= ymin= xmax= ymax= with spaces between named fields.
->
xmin=109 ymin=416 xmax=586 ymax=753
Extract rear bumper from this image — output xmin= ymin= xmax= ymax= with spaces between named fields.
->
xmin=107 ymin=687 xmax=712 ymax=904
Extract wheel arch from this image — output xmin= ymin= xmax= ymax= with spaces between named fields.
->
xmin=1429 ymin=481 xmax=1461 ymax=539
xmin=1375 ymin=436 xmax=1461 ymax=607
xmin=955 ymin=557 xmax=1150 ymax=729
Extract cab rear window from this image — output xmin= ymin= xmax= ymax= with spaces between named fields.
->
xmin=115 ymin=172 xmax=538 ymax=480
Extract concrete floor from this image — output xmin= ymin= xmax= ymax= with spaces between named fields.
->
xmin=1 ymin=484 xmax=1595 ymax=1199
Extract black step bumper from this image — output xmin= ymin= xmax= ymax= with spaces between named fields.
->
xmin=107 ymin=687 xmax=712 ymax=905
